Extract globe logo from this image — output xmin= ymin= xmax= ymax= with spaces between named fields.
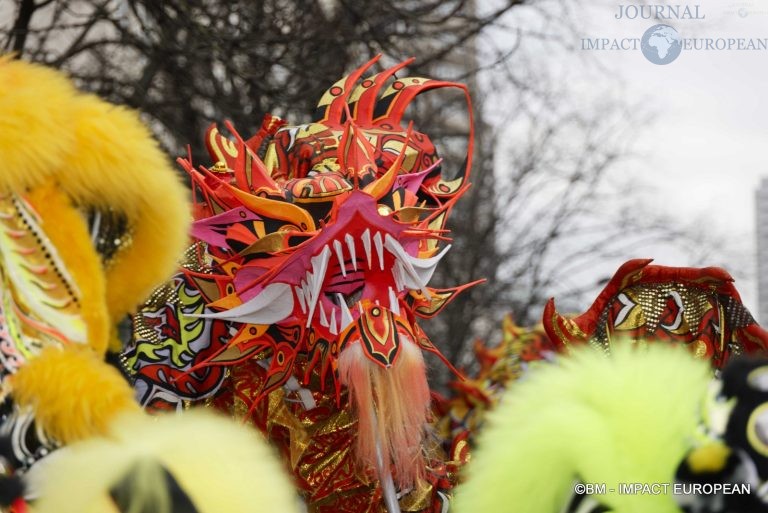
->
xmin=641 ymin=24 xmax=682 ymax=65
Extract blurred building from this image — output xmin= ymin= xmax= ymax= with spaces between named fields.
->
xmin=757 ymin=177 xmax=768 ymax=324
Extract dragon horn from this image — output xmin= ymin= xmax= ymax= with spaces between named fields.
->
xmin=352 ymin=57 xmax=415 ymax=124
xmin=316 ymin=54 xmax=382 ymax=125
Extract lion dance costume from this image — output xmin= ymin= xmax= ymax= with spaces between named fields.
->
xmin=0 ymin=57 xmax=300 ymax=513
xmin=0 ymin=55 xmax=186 ymax=466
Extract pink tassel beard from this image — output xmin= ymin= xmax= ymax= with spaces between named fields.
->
xmin=338 ymin=339 xmax=431 ymax=490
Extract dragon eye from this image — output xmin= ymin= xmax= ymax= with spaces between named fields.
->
xmin=80 ymin=206 xmax=133 ymax=268
xmin=327 ymin=286 xmax=363 ymax=309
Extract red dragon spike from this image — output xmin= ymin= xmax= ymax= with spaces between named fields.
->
xmin=222 ymin=120 xmax=283 ymax=197
xmin=317 ymin=54 xmax=382 ymax=125
xmin=352 ymin=57 xmax=415 ymax=125
xmin=337 ymin=106 xmax=378 ymax=188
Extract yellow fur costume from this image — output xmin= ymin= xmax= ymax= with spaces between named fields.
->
xmin=0 ymin=57 xmax=299 ymax=513
xmin=29 ymin=410 xmax=300 ymax=513
xmin=455 ymin=344 xmax=711 ymax=513
xmin=0 ymin=55 xmax=189 ymax=354
xmin=11 ymin=348 xmax=140 ymax=444
xmin=0 ymin=56 xmax=188 ymax=443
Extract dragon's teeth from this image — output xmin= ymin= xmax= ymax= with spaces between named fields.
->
xmin=388 ymin=286 xmax=400 ymax=316
xmin=318 ymin=301 xmax=329 ymax=327
xmin=383 ymin=234 xmax=430 ymax=296
xmin=373 ymin=231 xmax=384 ymax=271
xmin=338 ymin=293 xmax=354 ymax=330
xmin=295 ymin=285 xmax=307 ymax=313
xmin=301 ymin=279 xmax=311 ymax=305
xmin=333 ymin=239 xmax=346 ymax=277
xmin=362 ymin=228 xmax=372 ymax=269
xmin=306 ymin=246 xmax=331 ymax=327
xmin=345 ymin=234 xmax=357 ymax=272
xmin=329 ymin=308 xmax=338 ymax=335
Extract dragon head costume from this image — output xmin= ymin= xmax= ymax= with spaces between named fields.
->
xmin=188 ymin=55 xmax=475 ymax=489
xmin=129 ymin=55 xmax=478 ymax=509
xmin=0 ymin=57 xmax=296 ymax=513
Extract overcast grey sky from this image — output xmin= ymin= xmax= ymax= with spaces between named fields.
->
xmin=583 ymin=1 xmax=768 ymax=313
xmin=491 ymin=0 xmax=768 ymax=315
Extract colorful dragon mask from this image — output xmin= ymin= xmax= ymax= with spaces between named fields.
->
xmin=153 ymin=56 xmax=477 ymax=491
xmin=0 ymin=56 xmax=189 ymax=363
